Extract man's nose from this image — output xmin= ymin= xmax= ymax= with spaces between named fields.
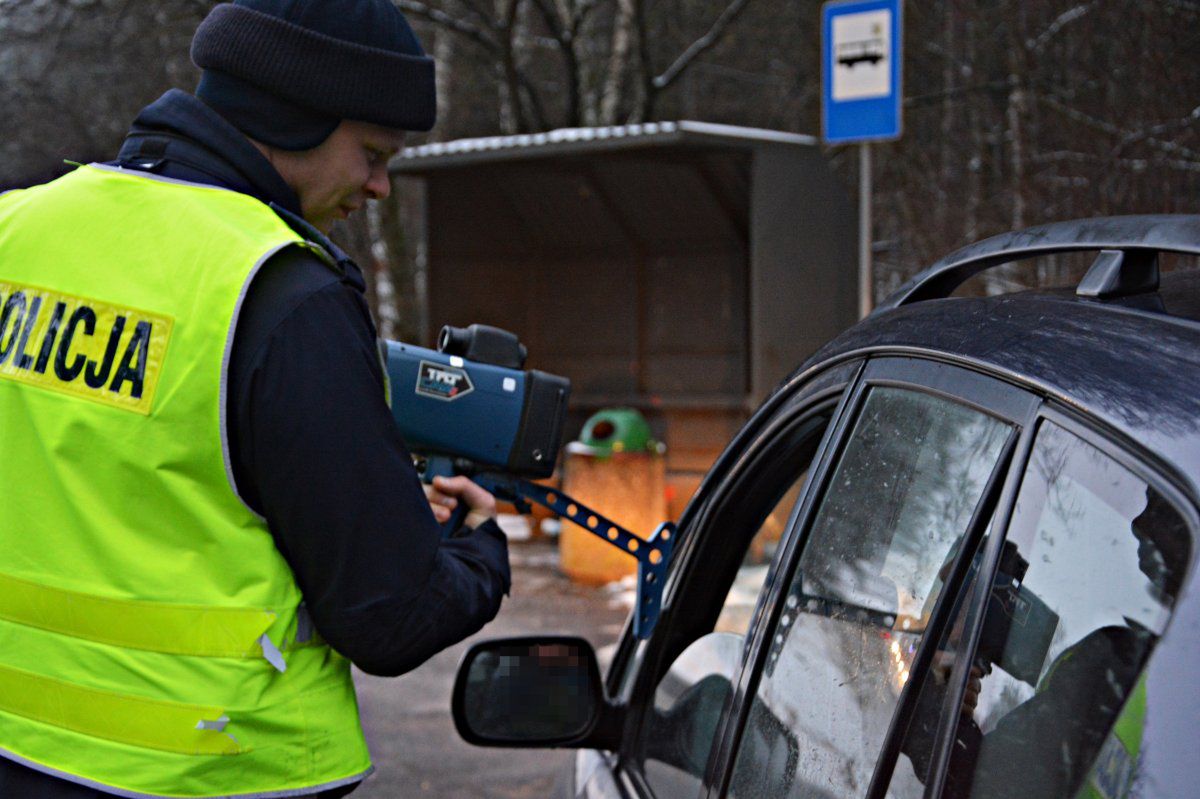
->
xmin=365 ymin=165 xmax=392 ymax=201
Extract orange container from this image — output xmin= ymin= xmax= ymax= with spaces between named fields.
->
xmin=559 ymin=449 xmax=667 ymax=585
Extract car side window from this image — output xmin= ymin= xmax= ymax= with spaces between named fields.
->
xmin=715 ymin=477 xmax=806 ymax=636
xmin=636 ymin=417 xmax=826 ymax=799
xmin=886 ymin=420 xmax=1193 ymax=799
xmin=726 ymin=386 xmax=1012 ymax=799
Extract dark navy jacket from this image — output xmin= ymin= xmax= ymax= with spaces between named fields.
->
xmin=0 ymin=90 xmax=511 ymax=799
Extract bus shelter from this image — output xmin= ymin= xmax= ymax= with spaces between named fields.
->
xmin=391 ymin=121 xmax=857 ymax=516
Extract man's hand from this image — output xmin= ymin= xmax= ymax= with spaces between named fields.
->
xmin=961 ymin=665 xmax=984 ymax=719
xmin=931 ymin=651 xmax=986 ymax=720
xmin=424 ymin=475 xmax=497 ymax=530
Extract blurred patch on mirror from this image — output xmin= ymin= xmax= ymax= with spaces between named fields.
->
xmin=463 ymin=641 xmax=597 ymax=742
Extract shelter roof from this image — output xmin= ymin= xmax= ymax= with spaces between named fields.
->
xmin=391 ymin=121 xmax=817 ymax=173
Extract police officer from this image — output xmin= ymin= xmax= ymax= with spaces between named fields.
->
xmin=0 ymin=1 xmax=510 ymax=797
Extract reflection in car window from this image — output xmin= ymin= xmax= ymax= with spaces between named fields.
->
xmin=639 ymin=417 xmax=824 ymax=798
xmin=728 ymin=387 xmax=1010 ymax=799
xmin=889 ymin=421 xmax=1192 ymax=799
xmin=641 ymin=633 xmax=744 ymax=797
xmin=716 ymin=476 xmax=807 ymax=636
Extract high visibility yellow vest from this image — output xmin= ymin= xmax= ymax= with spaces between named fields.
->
xmin=0 ymin=165 xmax=372 ymax=797
xmin=1081 ymin=674 xmax=1147 ymax=799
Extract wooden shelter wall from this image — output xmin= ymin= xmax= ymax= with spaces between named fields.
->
xmin=426 ymin=154 xmax=752 ymax=406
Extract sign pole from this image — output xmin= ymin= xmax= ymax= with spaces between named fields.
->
xmin=822 ymin=0 xmax=901 ymax=317
xmin=859 ymin=141 xmax=872 ymax=318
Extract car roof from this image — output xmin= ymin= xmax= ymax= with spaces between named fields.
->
xmin=800 ymin=216 xmax=1200 ymax=503
xmin=805 ymin=268 xmax=1200 ymax=503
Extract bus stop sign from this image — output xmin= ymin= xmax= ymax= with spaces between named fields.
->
xmin=822 ymin=0 xmax=903 ymax=143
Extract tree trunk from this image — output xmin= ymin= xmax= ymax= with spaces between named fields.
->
xmin=936 ymin=0 xmax=955 ymax=237
xmin=495 ymin=0 xmax=524 ymax=133
xmin=1004 ymin=8 xmax=1027 ymax=232
xmin=599 ymin=0 xmax=636 ymax=125
xmin=433 ymin=30 xmax=455 ymax=134
xmin=378 ymin=187 xmax=424 ymax=344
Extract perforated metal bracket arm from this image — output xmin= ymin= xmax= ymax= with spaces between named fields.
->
xmin=475 ymin=474 xmax=676 ymax=639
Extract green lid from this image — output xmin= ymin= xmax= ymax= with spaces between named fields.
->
xmin=577 ymin=407 xmax=655 ymax=455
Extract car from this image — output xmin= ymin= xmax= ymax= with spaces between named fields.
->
xmin=450 ymin=215 xmax=1200 ymax=799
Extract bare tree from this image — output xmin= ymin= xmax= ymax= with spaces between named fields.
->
xmin=5 ymin=0 xmax=1196 ymax=329
xmin=397 ymin=0 xmax=757 ymax=128
xmin=0 ymin=0 xmax=212 ymax=188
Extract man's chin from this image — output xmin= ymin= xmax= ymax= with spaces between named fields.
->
xmin=308 ymin=214 xmax=336 ymax=235
xmin=325 ymin=206 xmax=357 ymax=232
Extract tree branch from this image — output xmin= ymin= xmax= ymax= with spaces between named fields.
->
xmin=529 ymin=0 xmax=583 ymax=124
xmin=1031 ymin=149 xmax=1200 ymax=173
xmin=447 ymin=0 xmax=503 ymax=31
xmin=1026 ymin=2 xmax=1097 ymax=54
xmin=633 ymin=0 xmax=654 ymax=120
xmin=395 ymin=0 xmax=499 ymax=53
xmin=569 ymin=0 xmax=601 ymax=37
xmin=528 ymin=0 xmax=566 ymax=41
xmin=1112 ymin=105 xmax=1200 ymax=157
xmin=496 ymin=0 xmax=531 ymax=132
xmin=1037 ymin=93 xmax=1200 ymax=161
xmin=516 ymin=74 xmax=550 ymax=130
xmin=651 ymin=0 xmax=754 ymax=91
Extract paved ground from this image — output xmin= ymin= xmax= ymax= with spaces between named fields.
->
xmin=351 ymin=538 xmax=631 ymax=798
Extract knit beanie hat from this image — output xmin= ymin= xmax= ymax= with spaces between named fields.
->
xmin=191 ymin=0 xmax=436 ymax=151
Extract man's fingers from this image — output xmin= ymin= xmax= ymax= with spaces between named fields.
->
xmin=422 ymin=483 xmax=459 ymax=509
xmin=431 ymin=475 xmax=474 ymax=496
xmin=423 ymin=483 xmax=460 ymax=524
xmin=430 ymin=476 xmax=497 ymax=529
xmin=432 ymin=476 xmax=497 ymax=514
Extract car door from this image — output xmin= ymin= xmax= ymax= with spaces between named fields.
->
xmin=586 ymin=353 xmax=1025 ymax=795
xmin=874 ymin=408 xmax=1196 ymax=799
xmin=711 ymin=356 xmax=1033 ymax=799
xmin=708 ymin=360 xmax=1197 ymax=799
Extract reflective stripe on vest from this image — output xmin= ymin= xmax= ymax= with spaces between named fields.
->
xmin=0 ymin=165 xmax=372 ymax=797
xmin=0 ymin=663 xmax=242 ymax=756
xmin=0 ymin=570 xmax=279 ymax=657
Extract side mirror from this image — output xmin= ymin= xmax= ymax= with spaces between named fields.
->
xmin=452 ymin=636 xmax=615 ymax=748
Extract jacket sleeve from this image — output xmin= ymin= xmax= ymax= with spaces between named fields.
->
xmin=227 ymin=248 xmax=511 ymax=677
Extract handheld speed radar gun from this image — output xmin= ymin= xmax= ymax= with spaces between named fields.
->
xmin=385 ymin=324 xmax=570 ymax=482
xmin=385 ymin=323 xmax=675 ymax=639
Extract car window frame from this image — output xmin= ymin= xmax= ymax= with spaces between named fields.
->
xmin=605 ymin=358 xmax=868 ymax=702
xmin=705 ymin=355 xmax=1042 ymax=799
xmin=606 ymin=358 xmax=867 ymax=799
xmin=621 ymin=400 xmax=850 ymax=798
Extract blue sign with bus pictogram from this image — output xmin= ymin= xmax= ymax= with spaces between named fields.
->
xmin=822 ymin=0 xmax=903 ymax=143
